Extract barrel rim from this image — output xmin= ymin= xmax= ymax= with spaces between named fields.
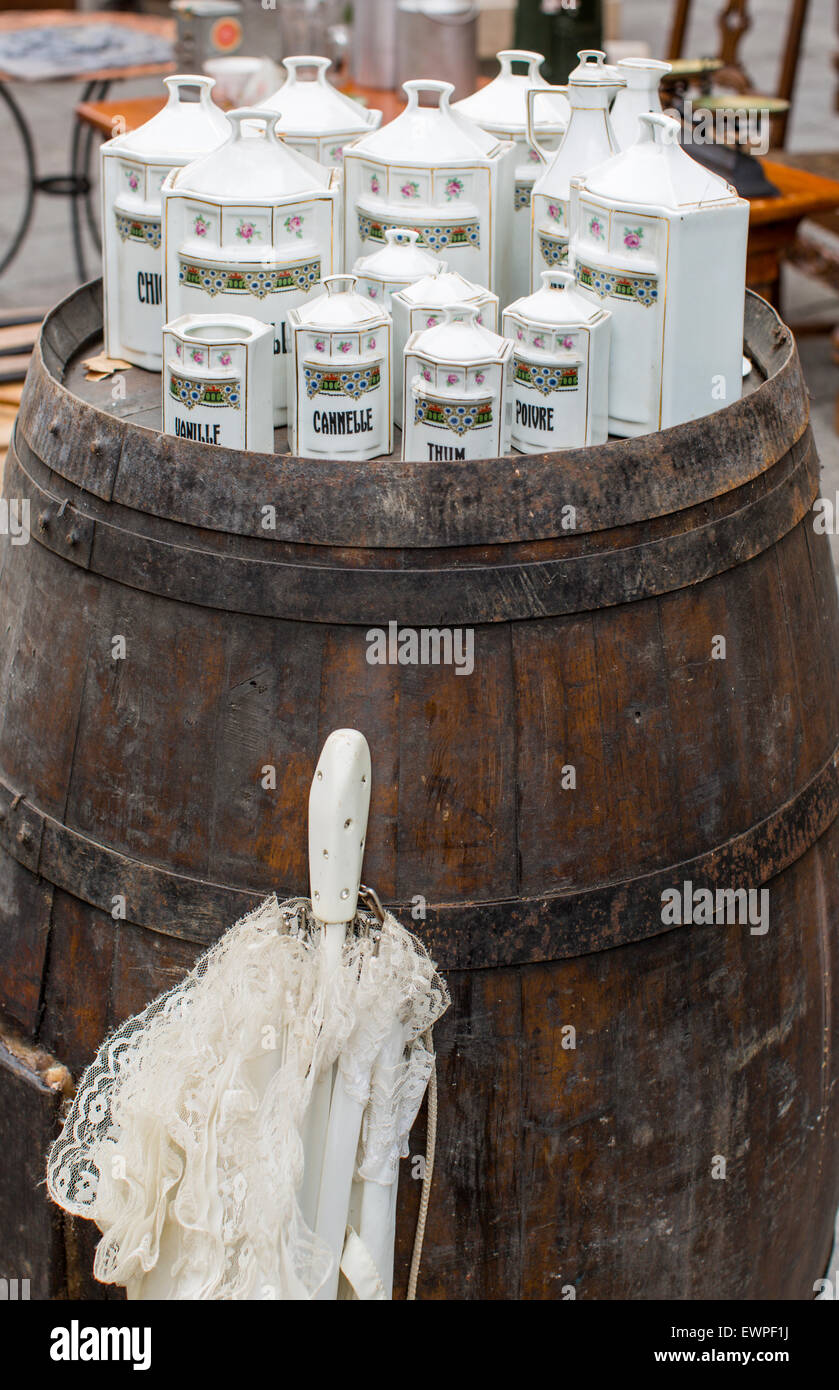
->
xmin=18 ymin=282 xmax=809 ymax=550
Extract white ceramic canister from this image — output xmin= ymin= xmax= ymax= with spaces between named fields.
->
xmin=453 ymin=50 xmax=568 ymax=305
xmin=343 ymin=80 xmax=514 ymax=300
xmin=403 ymin=304 xmax=513 ymax=462
xmin=260 ymin=55 xmax=382 ymax=168
xmin=609 ymin=57 xmax=672 ymax=149
xmin=162 ymin=108 xmax=341 ymax=425
xmin=288 ymin=274 xmax=393 ymax=461
xmin=390 ymin=264 xmax=499 ymax=427
xmin=571 ymin=112 xmax=748 ymax=437
xmin=527 ymin=50 xmax=622 ymax=287
xmin=503 ymin=269 xmax=610 ymax=451
xmin=352 ymin=227 xmax=439 ymax=314
xmin=162 ymin=313 xmax=274 ymax=453
xmin=101 ymin=75 xmax=230 ymax=370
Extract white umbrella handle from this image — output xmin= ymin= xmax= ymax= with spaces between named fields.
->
xmin=299 ymin=731 xmax=372 ymax=1235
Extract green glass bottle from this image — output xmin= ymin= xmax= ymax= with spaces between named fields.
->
xmin=514 ymin=0 xmax=604 ymax=86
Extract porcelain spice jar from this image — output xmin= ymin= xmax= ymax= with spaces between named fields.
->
xmin=102 ymin=75 xmax=229 ymax=370
xmin=403 ymin=304 xmax=513 ymax=462
xmin=390 ymin=263 xmax=499 ymax=426
xmin=343 ymin=80 xmax=514 ymax=300
xmin=288 ymin=274 xmax=393 ymax=460
xmin=260 ymin=55 xmax=382 ymax=167
xmin=527 ymin=50 xmax=621 ymax=287
xmin=571 ymin=112 xmax=748 ymax=436
xmin=453 ymin=49 xmax=568 ymax=305
xmin=162 ymin=313 xmax=274 ymax=452
xmin=352 ymin=227 xmax=439 ymax=313
xmin=162 ymin=108 xmax=341 ymax=425
xmin=503 ymin=269 xmax=610 ymax=451
xmin=609 ymin=57 xmax=672 ymax=148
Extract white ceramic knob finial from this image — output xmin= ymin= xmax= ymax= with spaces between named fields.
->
xmin=308 ymin=729 xmax=372 ymax=924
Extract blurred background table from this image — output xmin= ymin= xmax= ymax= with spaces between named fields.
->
xmin=0 ymin=9 xmax=174 ymax=281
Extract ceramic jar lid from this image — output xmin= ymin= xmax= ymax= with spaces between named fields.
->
xmin=262 ymin=55 xmax=382 ymax=137
xmin=508 ymin=268 xmax=608 ymax=326
xmin=170 ymin=106 xmax=333 ymax=198
xmin=351 ymin=79 xmax=502 ymax=163
xmin=294 ymin=273 xmax=386 ymax=329
xmin=108 ymin=74 xmax=230 ymax=158
xmin=399 ymin=264 xmax=489 ymax=306
xmin=354 ymin=228 xmax=439 ymax=281
xmin=567 ymin=49 xmax=624 ymax=91
xmin=584 ymin=112 xmax=739 ymax=208
xmin=453 ymin=50 xmax=569 ymax=136
xmin=411 ymin=303 xmax=509 ymax=367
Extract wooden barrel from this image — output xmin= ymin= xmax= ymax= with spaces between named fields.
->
xmin=1 ymin=282 xmax=837 ymax=1300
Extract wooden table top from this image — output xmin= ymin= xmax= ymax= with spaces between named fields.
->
xmin=0 ymin=10 xmax=175 ymax=85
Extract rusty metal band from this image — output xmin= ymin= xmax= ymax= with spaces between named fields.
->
xmin=7 ymin=428 xmax=819 ymax=626
xmin=1 ymin=744 xmax=837 ymax=970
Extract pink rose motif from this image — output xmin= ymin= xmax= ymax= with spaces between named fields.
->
xmin=401 ymin=181 xmax=419 ymax=199
xmin=426 ymin=315 xmax=438 ymax=328
xmin=236 ymin=220 xmax=259 ymax=241
xmin=528 ymin=148 xmax=541 ymax=163
xmin=128 ymin=171 xmax=139 ymax=191
xmin=476 ymin=372 xmax=485 ymax=385
xmin=194 ymin=216 xmax=208 ymax=237
xmin=368 ymin=287 xmax=378 ymax=299
xmin=624 ymin=227 xmax=643 ymax=249
xmin=284 ymin=215 xmax=304 ymax=239
xmin=589 ymin=217 xmax=603 ymax=239
xmin=548 ymin=204 xmax=561 ymax=223
xmin=339 ymin=341 xmax=351 ymax=353
xmin=561 ymin=335 xmax=574 ymax=350
xmin=315 ymin=339 xmax=325 ymax=352
xmin=516 ymin=328 xmax=524 ymax=341
xmin=534 ymin=335 xmax=545 ymax=349
xmin=370 ymin=175 xmax=380 ymax=194
xmin=191 ymin=348 xmax=204 ymax=365
xmin=220 ymin=352 xmax=231 ymax=367
xmin=369 ymin=338 xmax=376 ymax=349
xmin=477 ymin=314 xmax=483 ymax=324
xmin=446 ymin=373 xmax=458 ymax=385
xmin=422 ymin=368 xmax=432 ymax=382
xmin=175 ymin=343 xmax=181 ymax=357
xmin=445 ymin=178 xmax=463 ymax=201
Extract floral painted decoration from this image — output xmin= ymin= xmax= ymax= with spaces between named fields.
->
xmin=369 ymin=338 xmax=376 ymax=350
xmin=528 ymin=148 xmax=541 ymax=163
xmin=127 ymin=170 xmax=140 ymax=192
xmin=445 ymin=178 xmax=464 ymax=201
xmin=623 ymin=226 xmax=644 ymax=249
xmin=426 ymin=316 xmax=438 ymax=328
xmin=284 ymin=214 xmax=304 ymax=239
xmin=446 ymin=373 xmax=459 ymax=385
xmin=370 ymin=174 xmax=381 ymax=194
xmin=236 ymin=220 xmax=260 ymax=241
xmin=329 ymin=145 xmax=344 ymax=161
xmin=534 ymin=335 xmax=545 ymax=349
xmin=588 ymin=215 xmax=604 ymax=241
xmin=401 ymin=181 xmax=419 ymax=199
xmin=559 ymin=335 xmax=574 ymax=350
xmin=476 ymin=372 xmax=485 ymax=385
xmin=368 ymin=286 xmax=378 ymax=299
xmin=315 ymin=339 xmax=325 ymax=352
xmin=219 ymin=352 xmax=232 ymax=367
xmin=194 ymin=215 xmax=209 ymax=237
xmin=548 ymin=203 xmax=563 ymax=224
xmin=422 ymin=368 xmax=432 ymax=382
xmin=190 ymin=348 xmax=204 ymax=364
xmin=338 ymin=341 xmax=352 ymax=353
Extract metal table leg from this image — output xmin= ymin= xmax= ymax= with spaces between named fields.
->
xmin=69 ymin=78 xmax=110 ymax=282
xmin=0 ymin=82 xmax=37 ymax=278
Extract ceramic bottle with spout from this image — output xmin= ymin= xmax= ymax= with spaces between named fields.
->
xmin=527 ymin=49 xmax=621 ymax=287
xmin=609 ymin=57 xmax=672 ymax=149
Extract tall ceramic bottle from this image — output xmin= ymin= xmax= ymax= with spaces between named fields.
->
xmin=101 ymin=75 xmax=229 ymax=370
xmin=571 ymin=112 xmax=748 ymax=436
xmin=453 ymin=50 xmax=569 ymax=305
xmin=609 ymin=57 xmax=672 ymax=149
xmin=162 ymin=108 xmax=341 ymax=424
xmin=527 ymin=49 xmax=621 ymax=288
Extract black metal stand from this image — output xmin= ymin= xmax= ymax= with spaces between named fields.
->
xmin=0 ymin=77 xmax=110 ymax=282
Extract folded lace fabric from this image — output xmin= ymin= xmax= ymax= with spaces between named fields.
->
xmin=46 ymin=895 xmax=449 ymax=1300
